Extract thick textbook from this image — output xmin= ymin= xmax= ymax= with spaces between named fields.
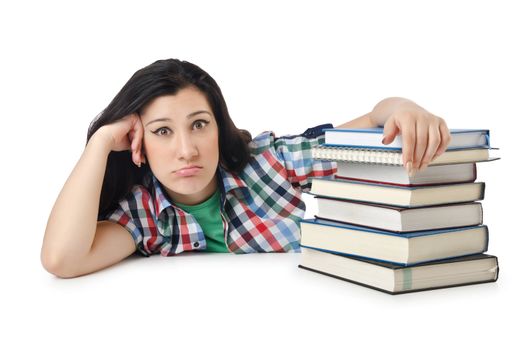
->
xmin=334 ymin=162 xmax=476 ymax=186
xmin=324 ymin=127 xmax=490 ymax=150
xmin=299 ymin=218 xmax=489 ymax=265
xmin=315 ymin=198 xmax=483 ymax=232
xmin=299 ymin=247 xmax=499 ymax=295
xmin=312 ymin=145 xmax=497 ymax=166
xmin=310 ymin=178 xmax=485 ymax=207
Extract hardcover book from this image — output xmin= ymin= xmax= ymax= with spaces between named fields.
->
xmin=299 ymin=247 xmax=499 ymax=295
xmin=310 ymin=178 xmax=485 ymax=207
xmin=315 ymin=198 xmax=483 ymax=232
xmin=300 ymin=218 xmax=489 ymax=265
xmin=323 ymin=127 xmax=490 ymax=150
xmin=333 ymin=162 xmax=477 ymax=186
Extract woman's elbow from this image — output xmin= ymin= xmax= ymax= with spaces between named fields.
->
xmin=41 ymin=250 xmax=81 ymax=279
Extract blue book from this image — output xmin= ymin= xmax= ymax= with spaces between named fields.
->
xmin=323 ymin=127 xmax=490 ymax=150
xmin=299 ymin=218 xmax=489 ymax=266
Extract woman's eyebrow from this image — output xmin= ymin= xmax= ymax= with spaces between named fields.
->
xmin=145 ymin=110 xmax=212 ymax=127
xmin=145 ymin=117 xmax=171 ymax=127
xmin=187 ymin=110 xmax=212 ymax=118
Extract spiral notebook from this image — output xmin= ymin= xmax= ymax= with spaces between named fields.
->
xmin=312 ymin=145 xmax=499 ymax=166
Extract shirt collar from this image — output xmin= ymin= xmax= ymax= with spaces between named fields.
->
xmin=151 ymin=174 xmax=175 ymax=218
xmin=149 ymin=166 xmax=248 ymax=218
xmin=217 ymin=165 xmax=248 ymax=194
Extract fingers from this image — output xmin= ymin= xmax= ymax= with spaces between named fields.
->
xmin=382 ymin=117 xmax=398 ymax=145
xmin=394 ymin=114 xmax=445 ymax=176
xmin=413 ymin=121 xmax=429 ymax=171
xmin=400 ymin=118 xmax=416 ymax=174
xmin=134 ymin=116 xmax=145 ymax=166
xmin=419 ymin=123 xmax=441 ymax=170
xmin=412 ymin=117 xmax=450 ymax=172
xmin=125 ymin=113 xmax=144 ymax=167
xmin=385 ymin=105 xmax=450 ymax=176
xmin=383 ymin=115 xmax=416 ymax=175
xmin=129 ymin=129 xmax=136 ymax=150
xmin=433 ymin=119 xmax=451 ymax=162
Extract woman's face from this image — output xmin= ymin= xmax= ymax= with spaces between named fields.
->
xmin=140 ymin=86 xmax=220 ymax=206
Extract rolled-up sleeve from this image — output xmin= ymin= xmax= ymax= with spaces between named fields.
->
xmin=105 ymin=185 xmax=160 ymax=257
xmin=271 ymin=123 xmax=337 ymax=192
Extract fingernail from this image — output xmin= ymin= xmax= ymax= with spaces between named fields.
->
xmin=382 ymin=136 xmax=387 ymax=144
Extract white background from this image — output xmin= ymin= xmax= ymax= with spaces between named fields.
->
xmin=1 ymin=0 xmax=526 ymax=348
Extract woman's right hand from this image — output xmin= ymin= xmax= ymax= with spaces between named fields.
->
xmin=94 ymin=113 xmax=145 ymax=167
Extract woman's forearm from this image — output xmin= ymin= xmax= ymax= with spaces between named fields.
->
xmin=41 ymin=131 xmax=112 ymax=269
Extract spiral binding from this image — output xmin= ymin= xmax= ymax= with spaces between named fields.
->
xmin=312 ymin=145 xmax=404 ymax=166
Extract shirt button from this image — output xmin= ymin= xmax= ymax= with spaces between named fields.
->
xmin=193 ymin=242 xmax=200 ymax=248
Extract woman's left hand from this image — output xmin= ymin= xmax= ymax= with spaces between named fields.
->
xmin=379 ymin=100 xmax=451 ymax=175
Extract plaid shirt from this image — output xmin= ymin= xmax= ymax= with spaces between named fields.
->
xmin=106 ymin=124 xmax=336 ymax=256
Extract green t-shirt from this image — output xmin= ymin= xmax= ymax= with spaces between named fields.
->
xmin=175 ymin=189 xmax=229 ymax=253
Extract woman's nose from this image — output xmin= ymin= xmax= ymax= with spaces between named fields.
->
xmin=174 ymin=133 xmax=198 ymax=160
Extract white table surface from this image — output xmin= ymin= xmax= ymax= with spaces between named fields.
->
xmin=3 ymin=240 xmax=522 ymax=350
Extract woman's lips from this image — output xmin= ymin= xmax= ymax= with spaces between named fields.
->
xmin=173 ymin=166 xmax=202 ymax=177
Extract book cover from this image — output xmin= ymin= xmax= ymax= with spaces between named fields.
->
xmin=299 ymin=248 xmax=499 ymax=295
xmin=310 ymin=178 xmax=485 ymax=207
xmin=314 ymin=198 xmax=483 ymax=232
xmin=300 ymin=218 xmax=489 ymax=265
xmin=334 ymin=162 xmax=477 ymax=187
xmin=323 ymin=127 xmax=490 ymax=150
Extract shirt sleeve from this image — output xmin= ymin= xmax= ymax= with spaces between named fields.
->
xmin=104 ymin=185 xmax=160 ymax=257
xmin=270 ymin=123 xmax=337 ymax=192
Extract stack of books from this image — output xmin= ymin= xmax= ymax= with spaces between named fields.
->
xmin=299 ymin=128 xmax=500 ymax=294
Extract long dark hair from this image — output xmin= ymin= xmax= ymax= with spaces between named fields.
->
xmin=87 ymin=59 xmax=252 ymax=220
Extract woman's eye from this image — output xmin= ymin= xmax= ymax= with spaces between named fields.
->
xmin=153 ymin=127 xmax=170 ymax=136
xmin=193 ymin=120 xmax=209 ymax=130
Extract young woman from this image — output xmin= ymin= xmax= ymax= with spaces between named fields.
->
xmin=41 ymin=59 xmax=451 ymax=278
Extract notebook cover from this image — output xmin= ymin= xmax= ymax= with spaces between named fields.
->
xmin=313 ymin=145 xmax=500 ymax=166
